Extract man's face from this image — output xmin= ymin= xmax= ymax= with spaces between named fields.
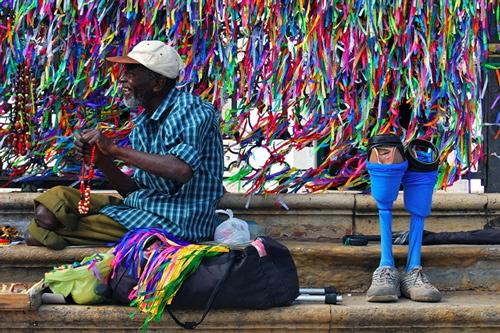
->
xmin=119 ymin=64 xmax=153 ymax=108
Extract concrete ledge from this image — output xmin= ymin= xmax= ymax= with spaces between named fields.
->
xmin=2 ymin=192 xmax=499 ymax=241
xmin=2 ymin=243 xmax=500 ymax=292
xmin=354 ymin=192 xmax=489 ymax=211
xmin=331 ymin=291 xmax=500 ymax=332
xmin=291 ymin=243 xmax=500 ymax=292
xmin=0 ymin=304 xmax=332 ymax=332
xmin=0 ymin=191 xmax=496 ymax=211
xmin=0 ymin=292 xmax=498 ymax=332
xmin=0 ymin=246 xmax=109 ymax=266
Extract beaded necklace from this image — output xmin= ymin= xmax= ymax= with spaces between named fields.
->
xmin=78 ymin=145 xmax=96 ymax=214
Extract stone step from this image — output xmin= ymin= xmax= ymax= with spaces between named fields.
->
xmin=0 ymin=291 xmax=498 ymax=332
xmin=2 ymin=192 xmax=500 ymax=241
xmin=2 ymin=242 xmax=499 ymax=292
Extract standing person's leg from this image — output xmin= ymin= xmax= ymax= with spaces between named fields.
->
xmin=365 ymin=135 xmax=407 ymax=302
xmin=26 ymin=186 xmax=127 ymax=249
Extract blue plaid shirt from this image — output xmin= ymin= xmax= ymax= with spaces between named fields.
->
xmin=100 ymin=88 xmax=224 ymax=242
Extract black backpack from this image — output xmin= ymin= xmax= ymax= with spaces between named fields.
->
xmin=101 ymin=237 xmax=300 ymax=329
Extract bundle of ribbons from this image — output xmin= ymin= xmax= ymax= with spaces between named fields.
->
xmin=0 ymin=225 xmax=23 ymax=246
xmin=110 ymin=228 xmax=229 ymax=330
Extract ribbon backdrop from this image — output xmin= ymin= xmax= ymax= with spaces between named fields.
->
xmin=0 ymin=1 xmax=497 ymax=193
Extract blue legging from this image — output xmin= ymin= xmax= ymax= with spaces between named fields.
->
xmin=379 ymin=209 xmax=395 ymax=267
xmin=367 ymin=161 xmax=408 ymax=268
xmin=403 ymin=170 xmax=438 ymax=271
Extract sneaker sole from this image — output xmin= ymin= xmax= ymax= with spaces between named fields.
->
xmin=409 ymin=295 xmax=442 ymax=302
xmin=401 ymin=290 xmax=442 ymax=302
xmin=366 ymin=294 xmax=399 ymax=302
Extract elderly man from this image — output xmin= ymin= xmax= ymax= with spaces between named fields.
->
xmin=26 ymin=40 xmax=225 ymax=249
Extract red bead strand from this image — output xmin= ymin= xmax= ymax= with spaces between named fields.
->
xmin=78 ymin=145 xmax=96 ymax=215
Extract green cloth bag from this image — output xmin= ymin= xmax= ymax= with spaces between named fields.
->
xmin=44 ymin=252 xmax=114 ymax=304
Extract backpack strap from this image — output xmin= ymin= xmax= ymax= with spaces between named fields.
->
xmin=166 ymin=254 xmax=236 ymax=329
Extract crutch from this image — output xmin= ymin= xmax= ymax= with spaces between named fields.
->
xmin=295 ymin=286 xmax=342 ymax=304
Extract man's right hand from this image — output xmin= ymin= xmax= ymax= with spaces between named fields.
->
xmin=74 ymin=131 xmax=109 ymax=166
xmin=74 ymin=131 xmax=89 ymax=161
xmin=74 ymin=130 xmax=137 ymax=197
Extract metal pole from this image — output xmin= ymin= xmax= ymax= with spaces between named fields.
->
xmin=295 ymin=294 xmax=342 ymax=304
xmin=299 ymin=286 xmax=337 ymax=295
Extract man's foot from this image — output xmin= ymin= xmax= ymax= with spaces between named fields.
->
xmin=401 ymin=267 xmax=441 ymax=302
xmin=366 ymin=266 xmax=400 ymax=302
xmin=24 ymin=231 xmax=44 ymax=246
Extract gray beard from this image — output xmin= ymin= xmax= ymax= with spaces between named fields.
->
xmin=123 ymin=95 xmax=142 ymax=109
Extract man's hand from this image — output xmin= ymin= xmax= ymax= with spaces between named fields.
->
xmin=74 ymin=131 xmax=94 ymax=163
xmin=74 ymin=129 xmax=115 ymax=166
xmin=75 ymin=129 xmax=138 ymax=197
xmin=81 ymin=129 xmax=116 ymax=156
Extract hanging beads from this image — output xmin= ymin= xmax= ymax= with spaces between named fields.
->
xmin=7 ymin=63 xmax=36 ymax=156
xmin=78 ymin=145 xmax=96 ymax=215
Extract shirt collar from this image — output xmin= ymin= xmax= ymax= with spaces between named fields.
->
xmin=150 ymin=88 xmax=180 ymax=121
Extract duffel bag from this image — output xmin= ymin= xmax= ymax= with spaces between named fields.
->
xmin=103 ymin=236 xmax=299 ymax=329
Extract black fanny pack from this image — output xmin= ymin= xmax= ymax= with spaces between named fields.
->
xmin=100 ymin=236 xmax=300 ymax=329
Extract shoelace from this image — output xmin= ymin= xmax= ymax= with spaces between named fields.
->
xmin=409 ymin=269 xmax=433 ymax=289
xmin=374 ymin=267 xmax=398 ymax=285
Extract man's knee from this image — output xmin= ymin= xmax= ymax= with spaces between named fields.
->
xmin=34 ymin=204 xmax=62 ymax=230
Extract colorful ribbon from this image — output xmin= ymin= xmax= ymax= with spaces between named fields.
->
xmin=111 ymin=228 xmax=229 ymax=331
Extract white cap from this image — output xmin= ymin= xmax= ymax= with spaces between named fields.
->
xmin=107 ymin=40 xmax=184 ymax=79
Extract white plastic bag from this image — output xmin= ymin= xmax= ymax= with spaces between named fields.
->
xmin=214 ymin=209 xmax=250 ymax=245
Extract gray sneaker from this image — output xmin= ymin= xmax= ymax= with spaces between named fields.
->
xmin=401 ymin=267 xmax=441 ymax=302
xmin=366 ymin=266 xmax=400 ymax=302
